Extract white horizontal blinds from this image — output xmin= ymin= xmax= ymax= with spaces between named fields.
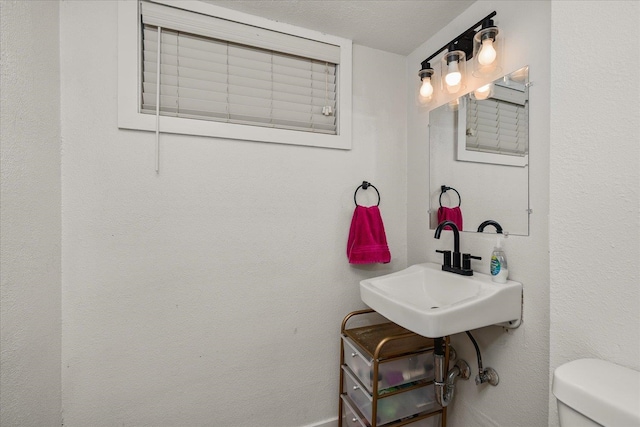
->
xmin=139 ymin=1 xmax=339 ymax=134
xmin=139 ymin=1 xmax=340 ymax=64
xmin=466 ymin=96 xmax=528 ymax=157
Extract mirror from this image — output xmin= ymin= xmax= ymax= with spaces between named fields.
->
xmin=429 ymin=66 xmax=530 ymax=236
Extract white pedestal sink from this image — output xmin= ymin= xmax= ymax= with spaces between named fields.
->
xmin=360 ymin=262 xmax=522 ymax=338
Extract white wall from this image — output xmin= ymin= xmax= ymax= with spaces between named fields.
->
xmin=6 ymin=1 xmax=637 ymax=426
xmin=407 ymin=2 xmax=551 ymax=426
xmin=548 ymin=1 xmax=640 ymax=425
xmin=0 ymin=1 xmax=62 ymax=426
xmin=59 ymin=2 xmax=407 ymax=426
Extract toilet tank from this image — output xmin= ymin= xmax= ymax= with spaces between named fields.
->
xmin=552 ymin=358 xmax=640 ymax=427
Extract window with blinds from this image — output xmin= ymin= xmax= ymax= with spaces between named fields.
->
xmin=465 ymin=87 xmax=528 ymax=158
xmin=141 ymin=26 xmax=338 ymax=134
xmin=117 ymin=0 xmax=352 ymax=149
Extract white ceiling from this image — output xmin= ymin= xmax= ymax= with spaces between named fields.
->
xmin=203 ymin=1 xmax=475 ymax=56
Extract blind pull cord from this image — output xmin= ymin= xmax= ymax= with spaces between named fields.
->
xmin=155 ymin=26 xmax=162 ymax=174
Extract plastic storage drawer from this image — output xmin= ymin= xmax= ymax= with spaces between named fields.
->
xmin=341 ymin=395 xmax=367 ymax=427
xmin=343 ymin=335 xmax=435 ymax=393
xmin=343 ymin=366 xmax=439 ymax=426
xmin=341 ymin=395 xmax=442 ymax=427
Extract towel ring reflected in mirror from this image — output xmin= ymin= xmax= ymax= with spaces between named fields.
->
xmin=439 ymin=185 xmax=461 ymax=208
xmin=354 ymin=181 xmax=381 ymax=206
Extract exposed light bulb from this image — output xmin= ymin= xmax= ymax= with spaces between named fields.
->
xmin=474 ymin=83 xmax=492 ymax=100
xmin=420 ymin=77 xmax=434 ymax=98
xmin=445 ymin=61 xmax=462 ymax=94
xmin=478 ymin=38 xmax=497 ymax=66
xmin=445 ymin=60 xmax=462 ymax=87
xmin=445 ymin=71 xmax=462 ymax=87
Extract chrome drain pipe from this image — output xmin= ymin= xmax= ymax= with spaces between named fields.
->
xmin=434 ymin=337 xmax=470 ymax=407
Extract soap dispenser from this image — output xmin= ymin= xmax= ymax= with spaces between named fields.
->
xmin=490 ymin=235 xmax=508 ymax=283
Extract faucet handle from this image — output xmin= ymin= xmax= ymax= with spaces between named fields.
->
xmin=436 ymin=250 xmax=452 ymax=267
xmin=462 ymin=253 xmax=482 ymax=270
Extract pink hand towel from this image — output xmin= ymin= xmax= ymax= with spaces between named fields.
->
xmin=437 ymin=206 xmax=463 ymax=231
xmin=347 ymin=205 xmax=391 ymax=264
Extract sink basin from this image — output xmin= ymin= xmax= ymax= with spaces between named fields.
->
xmin=360 ymin=262 xmax=522 ymax=338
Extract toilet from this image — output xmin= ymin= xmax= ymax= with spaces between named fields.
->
xmin=552 ymin=358 xmax=640 ymax=426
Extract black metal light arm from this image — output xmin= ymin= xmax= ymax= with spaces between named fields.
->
xmin=421 ymin=11 xmax=497 ymax=67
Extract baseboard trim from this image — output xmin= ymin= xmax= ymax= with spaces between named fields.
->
xmin=302 ymin=416 xmax=338 ymax=427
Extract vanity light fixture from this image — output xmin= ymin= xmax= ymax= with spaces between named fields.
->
xmin=442 ymin=46 xmax=466 ymax=94
xmin=418 ymin=11 xmax=500 ymax=102
xmin=473 ymin=18 xmax=501 ymax=77
xmin=418 ymin=62 xmax=435 ymax=104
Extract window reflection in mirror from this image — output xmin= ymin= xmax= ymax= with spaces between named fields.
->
xmin=429 ymin=66 xmax=530 ymax=236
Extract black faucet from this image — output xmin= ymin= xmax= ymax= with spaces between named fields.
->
xmin=434 ymin=220 xmax=481 ymax=276
xmin=477 ymin=220 xmax=503 ymax=234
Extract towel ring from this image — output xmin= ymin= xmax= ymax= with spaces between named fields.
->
xmin=354 ymin=181 xmax=381 ymax=206
xmin=439 ymin=185 xmax=461 ymax=208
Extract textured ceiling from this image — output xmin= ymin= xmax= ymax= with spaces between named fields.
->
xmin=203 ymin=1 xmax=475 ymax=56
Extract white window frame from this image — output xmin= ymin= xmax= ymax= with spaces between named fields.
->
xmin=118 ymin=0 xmax=352 ymax=150
xmin=456 ymin=86 xmax=528 ymax=168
